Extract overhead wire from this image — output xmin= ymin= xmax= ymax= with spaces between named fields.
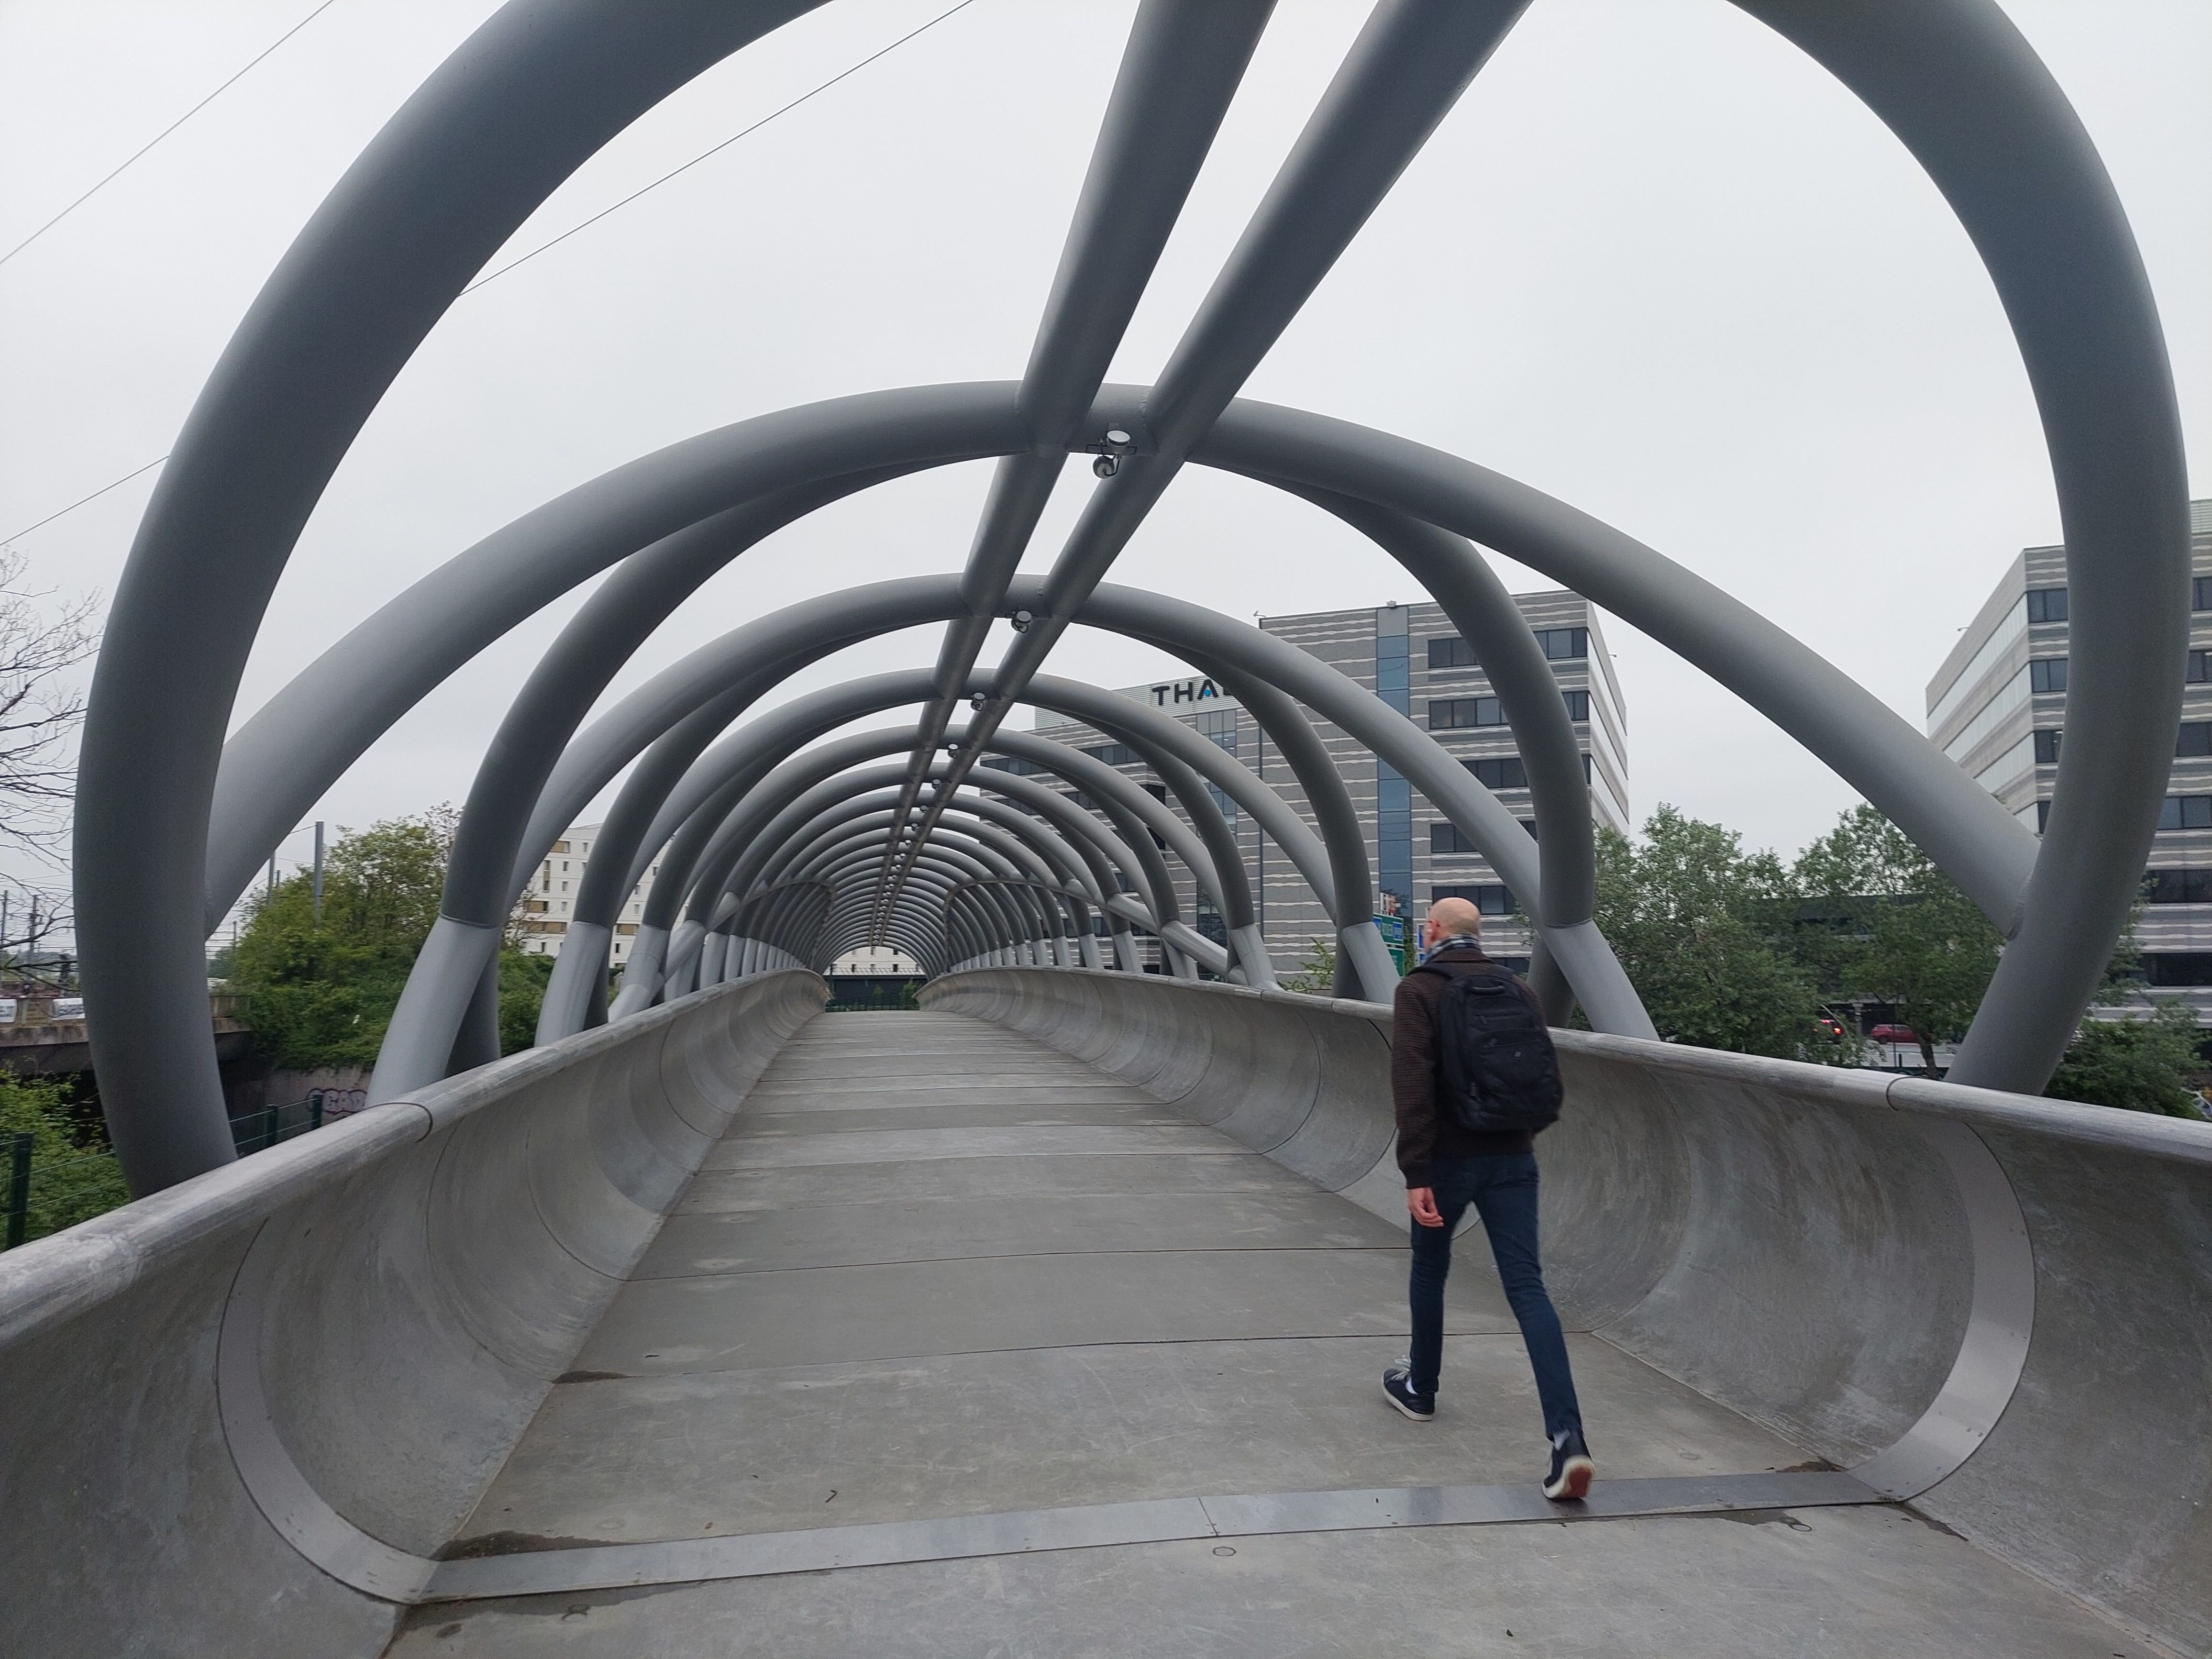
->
xmin=0 ymin=0 xmax=344 ymax=271
xmin=2 ymin=0 xmax=977 ymax=548
xmin=461 ymin=0 xmax=975 ymax=295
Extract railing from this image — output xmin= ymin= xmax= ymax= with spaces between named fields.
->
xmin=0 ymin=1086 xmax=369 ymax=1253
xmin=1 ymin=1134 xmax=127 ymax=1252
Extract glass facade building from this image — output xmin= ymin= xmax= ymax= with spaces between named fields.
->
xmin=1925 ymin=497 xmax=2212 ymax=1015
xmin=1017 ymin=591 xmax=1629 ymax=977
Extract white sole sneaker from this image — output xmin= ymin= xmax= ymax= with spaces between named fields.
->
xmin=1381 ymin=1371 xmax=1435 ymax=1422
xmin=1544 ymin=1453 xmax=1594 ymax=1501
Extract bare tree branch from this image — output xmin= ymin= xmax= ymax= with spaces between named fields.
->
xmin=0 ymin=548 xmax=98 ymax=853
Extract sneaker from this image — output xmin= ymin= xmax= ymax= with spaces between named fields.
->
xmin=1543 ymin=1428 xmax=1594 ymax=1501
xmin=1382 ymin=1367 xmax=1435 ymax=1422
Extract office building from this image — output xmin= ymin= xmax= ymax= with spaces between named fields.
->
xmin=1926 ymin=498 xmax=2212 ymax=1014
xmin=1007 ymin=592 xmax=1628 ymax=975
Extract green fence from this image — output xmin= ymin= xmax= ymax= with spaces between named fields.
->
xmin=0 ymin=1090 xmax=354 ymax=1253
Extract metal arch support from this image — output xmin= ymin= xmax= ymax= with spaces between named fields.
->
xmin=80 ymin=0 xmax=2184 ymax=1186
xmin=910 ymin=0 xmax=1537 ymax=914
xmin=891 ymin=0 xmax=1279 ymax=879
xmin=1038 ymin=579 xmax=1658 ymax=1039
xmin=1297 ymin=493 xmax=1596 ymax=933
xmin=709 ymin=767 xmax=1150 ymax=992
xmin=607 ymin=740 xmax=1180 ymax=1021
xmin=79 ymin=0 xmax=833 ymax=1187
xmin=776 ymin=806 xmax=1101 ymax=947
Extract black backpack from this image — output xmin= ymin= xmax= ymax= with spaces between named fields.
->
xmin=1416 ymin=962 xmax=1564 ymax=1135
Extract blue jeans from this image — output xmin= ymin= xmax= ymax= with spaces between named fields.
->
xmin=1407 ymin=1152 xmax=1583 ymax=1442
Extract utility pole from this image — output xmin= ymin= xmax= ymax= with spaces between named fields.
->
xmin=311 ymin=821 xmax=325 ymax=924
xmin=267 ymin=852 xmax=277 ymax=898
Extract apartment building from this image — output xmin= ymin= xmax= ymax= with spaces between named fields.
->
xmin=514 ymin=823 xmax=663 ymax=964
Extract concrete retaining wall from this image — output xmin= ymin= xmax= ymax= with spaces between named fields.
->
xmin=0 ymin=970 xmax=826 ymax=1659
xmin=923 ymin=967 xmax=2212 ymax=1654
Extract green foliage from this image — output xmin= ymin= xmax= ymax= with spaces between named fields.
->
xmin=498 ymin=949 xmax=555 ymax=1057
xmin=231 ymin=810 xmax=463 ymax=1069
xmin=2045 ymin=1001 xmax=2209 ymax=1118
xmin=1279 ymin=934 xmax=1339 ymax=996
xmin=1593 ymin=807 xmax=1825 ymax=1059
xmin=1792 ymin=805 xmax=2001 ymax=1075
xmin=0 ymin=1074 xmax=130 ymax=1242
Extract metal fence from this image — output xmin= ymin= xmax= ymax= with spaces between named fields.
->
xmin=1 ymin=1087 xmax=364 ymax=1252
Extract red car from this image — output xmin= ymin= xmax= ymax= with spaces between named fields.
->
xmin=1869 ymin=1023 xmax=1917 ymax=1043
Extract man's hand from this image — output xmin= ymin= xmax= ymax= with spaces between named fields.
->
xmin=1407 ymin=1186 xmax=1444 ymax=1228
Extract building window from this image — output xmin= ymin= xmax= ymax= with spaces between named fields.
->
xmin=2029 ymin=658 xmax=2068 ymax=694
xmin=1082 ymin=742 xmax=1134 ymax=766
xmin=1562 ymin=688 xmax=1590 ymax=721
xmin=1376 ymin=627 xmax=1410 ymax=715
xmin=2033 ymin=729 xmax=2062 ymax=764
xmin=1377 ymin=765 xmax=1411 ymax=908
xmin=2145 ymin=952 xmax=2212 ymax=986
xmin=1430 ymin=822 xmax=1475 ymax=855
xmin=2144 ymin=868 xmax=2212 ymax=904
xmin=1431 ymin=884 xmax=1513 ymax=915
xmin=1196 ymin=709 xmax=1237 ymax=752
xmin=2161 ymin=796 xmax=2212 ymax=830
xmin=2191 ymin=651 xmax=2212 ymax=685
xmin=2025 ymin=587 xmax=2068 ymax=624
xmin=1466 ymin=756 xmax=1527 ymax=790
xmin=983 ymin=756 xmax=1047 ymax=776
xmin=2180 ymin=723 xmax=2212 ymax=758
xmin=1532 ymin=627 xmax=1588 ymax=661
xmin=1429 ymin=696 xmax=1503 ymax=730
xmin=2195 ymin=576 xmax=2212 ymax=612
xmin=1427 ymin=635 xmax=1476 ymax=669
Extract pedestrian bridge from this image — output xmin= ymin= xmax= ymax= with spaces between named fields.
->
xmin=26 ymin=0 xmax=2210 ymax=1651
xmin=4 ymin=968 xmax=2205 ymax=1656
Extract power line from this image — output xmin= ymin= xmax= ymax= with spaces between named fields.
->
xmin=0 ymin=0 xmax=344 ymax=271
xmin=0 ymin=455 xmax=168 ymax=547
xmin=0 ymin=0 xmax=976 ymax=546
xmin=461 ymin=0 xmax=975 ymax=295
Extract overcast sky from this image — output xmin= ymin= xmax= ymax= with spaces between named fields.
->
xmin=2 ymin=0 xmax=2207 ymax=922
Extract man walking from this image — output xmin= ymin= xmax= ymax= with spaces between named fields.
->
xmin=1380 ymin=895 xmax=1594 ymax=1502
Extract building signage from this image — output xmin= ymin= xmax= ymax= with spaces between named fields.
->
xmin=1121 ymin=676 xmax=1239 ymax=711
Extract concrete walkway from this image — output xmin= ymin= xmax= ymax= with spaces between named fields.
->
xmin=394 ymin=1013 xmax=2152 ymax=1656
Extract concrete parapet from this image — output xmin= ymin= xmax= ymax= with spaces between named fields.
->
xmin=922 ymin=966 xmax=2212 ymax=1653
xmin=0 ymin=970 xmax=826 ymax=1658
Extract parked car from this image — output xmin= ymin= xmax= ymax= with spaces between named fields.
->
xmin=1816 ymin=1015 xmax=1847 ymax=1040
xmin=1869 ymin=1023 xmax=1917 ymax=1043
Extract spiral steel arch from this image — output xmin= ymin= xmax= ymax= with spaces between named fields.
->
xmin=72 ymin=0 xmax=2187 ymax=1201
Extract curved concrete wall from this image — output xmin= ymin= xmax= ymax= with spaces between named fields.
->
xmin=0 ymin=970 xmax=825 ymax=1659
xmin=922 ymin=967 xmax=2212 ymax=1654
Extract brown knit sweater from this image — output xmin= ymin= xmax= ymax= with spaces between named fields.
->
xmin=1390 ymin=943 xmax=1539 ymax=1187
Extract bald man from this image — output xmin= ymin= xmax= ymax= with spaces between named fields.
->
xmin=1381 ymin=895 xmax=1593 ymax=1502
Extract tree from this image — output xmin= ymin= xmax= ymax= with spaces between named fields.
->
xmin=229 ymin=808 xmax=552 ymax=1070
xmin=1278 ymin=934 xmax=1338 ymax=996
xmin=1593 ymin=807 xmax=1825 ymax=1058
xmin=0 ymin=1074 xmax=129 ymax=1242
xmin=2045 ymin=1002 xmax=2209 ymax=1118
xmin=1793 ymin=805 xmax=2001 ymax=1074
xmin=0 ymin=547 xmax=97 ymax=855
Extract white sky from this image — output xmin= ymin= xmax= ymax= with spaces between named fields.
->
xmin=2 ymin=0 xmax=2207 ymax=923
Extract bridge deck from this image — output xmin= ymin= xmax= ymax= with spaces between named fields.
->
xmin=398 ymin=1013 xmax=2147 ymax=1656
